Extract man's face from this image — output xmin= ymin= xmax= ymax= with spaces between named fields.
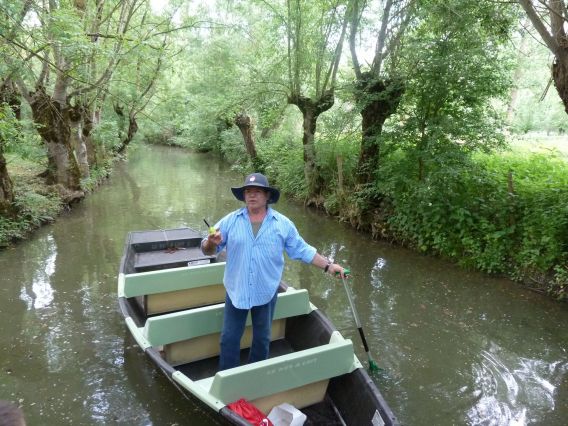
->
xmin=244 ymin=187 xmax=269 ymax=209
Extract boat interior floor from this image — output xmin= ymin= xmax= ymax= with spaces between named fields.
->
xmin=302 ymin=398 xmax=346 ymax=426
xmin=176 ymin=339 xmax=294 ymax=381
xmin=176 ymin=339 xmax=347 ymax=425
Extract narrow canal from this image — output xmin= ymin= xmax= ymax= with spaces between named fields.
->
xmin=1 ymin=145 xmax=566 ymax=425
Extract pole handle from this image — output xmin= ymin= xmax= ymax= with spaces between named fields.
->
xmin=357 ymin=327 xmax=370 ymax=353
xmin=341 ymin=274 xmax=361 ymax=328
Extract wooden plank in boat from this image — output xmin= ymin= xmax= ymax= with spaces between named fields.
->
xmin=123 ymin=262 xmax=225 ymax=297
xmin=201 ymin=339 xmax=356 ymax=407
xmin=142 ymin=288 xmax=311 ymax=346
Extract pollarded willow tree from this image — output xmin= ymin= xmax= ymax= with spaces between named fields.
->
xmin=1 ymin=0 xmax=169 ymax=203
xmin=111 ymin=11 xmax=175 ymax=155
xmin=282 ymin=0 xmax=349 ymax=200
xmin=156 ymin=1 xmax=293 ymax=170
xmin=347 ymin=0 xmax=413 ymax=187
xmin=170 ymin=26 xmax=265 ymax=157
xmin=7 ymin=0 xmax=136 ymax=201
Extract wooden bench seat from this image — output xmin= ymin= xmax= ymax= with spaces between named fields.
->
xmin=141 ymin=288 xmax=313 ymax=366
xmin=197 ymin=334 xmax=356 ymax=413
xmin=118 ymin=262 xmax=226 ymax=315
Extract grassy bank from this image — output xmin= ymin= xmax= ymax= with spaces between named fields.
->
xmin=0 ymin=154 xmax=115 ymax=248
xmin=0 ymin=155 xmax=63 ymax=248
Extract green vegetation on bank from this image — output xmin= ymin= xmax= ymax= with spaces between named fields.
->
xmin=156 ymin=117 xmax=568 ymax=301
xmin=0 ymin=155 xmax=62 ymax=247
xmin=377 ymin=148 xmax=567 ymax=300
xmin=0 ymin=151 xmax=116 ymax=248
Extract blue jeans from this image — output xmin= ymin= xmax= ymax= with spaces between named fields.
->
xmin=219 ymin=292 xmax=278 ymax=371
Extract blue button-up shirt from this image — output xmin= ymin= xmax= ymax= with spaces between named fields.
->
xmin=210 ymin=207 xmax=316 ymax=309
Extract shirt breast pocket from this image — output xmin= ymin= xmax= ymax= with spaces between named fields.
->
xmin=259 ymin=232 xmax=284 ymax=252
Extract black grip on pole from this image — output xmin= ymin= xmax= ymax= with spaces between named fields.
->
xmin=357 ymin=327 xmax=370 ymax=352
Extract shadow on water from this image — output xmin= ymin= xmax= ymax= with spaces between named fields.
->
xmin=0 ymin=145 xmax=566 ymax=425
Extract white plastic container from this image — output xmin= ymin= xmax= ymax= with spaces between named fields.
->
xmin=267 ymin=403 xmax=307 ymax=426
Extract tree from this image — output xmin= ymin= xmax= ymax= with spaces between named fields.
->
xmin=348 ymin=0 xmax=412 ymax=186
xmin=518 ymin=0 xmax=568 ymax=114
xmin=0 ymin=0 xmax=31 ymax=215
xmin=152 ymin=2 xmax=288 ymax=168
xmin=395 ymin=0 xmax=515 ymax=180
xmin=235 ymin=112 xmax=260 ymax=168
xmin=284 ymin=0 xmax=349 ymax=200
xmin=1 ymin=0 xmax=162 ymax=202
xmin=0 ymin=103 xmax=16 ymax=216
xmin=112 ymin=21 xmax=170 ymax=154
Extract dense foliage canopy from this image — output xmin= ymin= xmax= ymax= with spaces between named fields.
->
xmin=1 ymin=0 xmax=567 ymax=299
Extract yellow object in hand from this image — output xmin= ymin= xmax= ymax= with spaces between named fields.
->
xmin=204 ymin=219 xmax=215 ymax=235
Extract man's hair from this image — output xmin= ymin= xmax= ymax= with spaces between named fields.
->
xmin=0 ymin=401 xmax=26 ymax=426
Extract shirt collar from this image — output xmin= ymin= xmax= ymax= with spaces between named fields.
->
xmin=237 ymin=206 xmax=277 ymax=220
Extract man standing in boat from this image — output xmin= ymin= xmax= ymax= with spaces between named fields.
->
xmin=201 ymin=172 xmax=347 ymax=370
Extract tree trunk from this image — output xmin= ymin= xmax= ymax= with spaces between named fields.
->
xmin=507 ymin=25 xmax=529 ymax=124
xmin=116 ymin=113 xmax=138 ymax=154
xmin=301 ymin=108 xmax=320 ymax=195
xmin=355 ymin=73 xmax=404 ymax=185
xmin=0 ymin=141 xmax=14 ymax=217
xmin=235 ymin=113 xmax=261 ymax=168
xmin=0 ymin=81 xmax=19 ymax=216
xmin=83 ymin=105 xmax=98 ymax=167
xmin=69 ymin=104 xmax=90 ymax=179
xmin=288 ymin=90 xmax=334 ymax=198
xmin=29 ymin=87 xmax=84 ymax=201
xmin=114 ymin=104 xmax=138 ymax=154
xmin=518 ymin=0 xmax=568 ymax=115
xmin=553 ymin=53 xmax=568 ymax=115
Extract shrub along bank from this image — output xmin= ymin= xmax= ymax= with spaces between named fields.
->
xmin=361 ymin=150 xmax=568 ymax=301
xmin=162 ymin=125 xmax=568 ymax=301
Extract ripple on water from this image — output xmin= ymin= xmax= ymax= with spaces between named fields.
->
xmin=467 ymin=343 xmax=566 ymax=425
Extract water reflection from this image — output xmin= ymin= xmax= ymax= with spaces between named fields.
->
xmin=19 ymin=234 xmax=56 ymax=310
xmin=370 ymin=257 xmax=387 ymax=290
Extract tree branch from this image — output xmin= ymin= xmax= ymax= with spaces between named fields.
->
xmin=348 ymin=0 xmax=363 ymax=80
xmin=372 ymin=0 xmax=393 ymax=75
xmin=518 ymin=0 xmax=559 ymax=54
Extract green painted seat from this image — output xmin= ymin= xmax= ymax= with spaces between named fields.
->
xmin=119 ymin=262 xmax=226 ymax=315
xmin=119 ymin=262 xmax=225 ymax=298
xmin=142 ymin=288 xmax=312 ymax=347
xmin=199 ymin=335 xmax=357 ymax=412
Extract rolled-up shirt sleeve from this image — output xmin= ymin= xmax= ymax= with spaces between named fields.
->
xmin=212 ymin=207 xmax=317 ymax=309
xmin=284 ymin=220 xmax=317 ymax=263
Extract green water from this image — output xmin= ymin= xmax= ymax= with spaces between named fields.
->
xmin=1 ymin=145 xmax=566 ymax=425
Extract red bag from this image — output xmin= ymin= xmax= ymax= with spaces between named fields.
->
xmin=227 ymin=398 xmax=273 ymax=426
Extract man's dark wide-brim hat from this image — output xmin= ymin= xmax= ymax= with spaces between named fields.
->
xmin=231 ymin=173 xmax=280 ymax=204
